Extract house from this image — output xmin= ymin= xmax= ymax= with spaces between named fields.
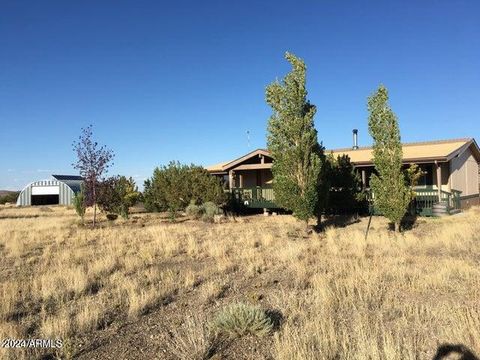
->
xmin=206 ymin=137 xmax=480 ymax=215
xmin=16 ymin=175 xmax=83 ymax=206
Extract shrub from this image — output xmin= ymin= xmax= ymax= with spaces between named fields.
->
xmin=72 ymin=187 xmax=86 ymax=222
xmin=186 ymin=200 xmax=203 ymax=219
xmin=186 ymin=201 xmax=222 ymax=222
xmin=211 ymin=302 xmax=273 ymax=338
xmin=97 ymin=176 xmax=140 ymax=219
xmin=201 ymin=202 xmax=222 ymax=222
xmin=143 ymin=162 xmax=226 ymax=218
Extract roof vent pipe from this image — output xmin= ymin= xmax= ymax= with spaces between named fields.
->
xmin=352 ymin=129 xmax=359 ymax=149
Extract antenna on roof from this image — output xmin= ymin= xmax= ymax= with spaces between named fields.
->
xmin=246 ymin=130 xmax=250 ymax=148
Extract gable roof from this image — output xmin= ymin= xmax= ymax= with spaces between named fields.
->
xmin=205 ymin=149 xmax=272 ymax=173
xmin=206 ymin=138 xmax=480 ymax=171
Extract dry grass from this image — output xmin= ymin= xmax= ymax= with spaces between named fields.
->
xmin=0 ymin=204 xmax=479 ymax=359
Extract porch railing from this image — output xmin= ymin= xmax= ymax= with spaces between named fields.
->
xmin=231 ymin=186 xmax=278 ymax=209
xmin=367 ymin=186 xmax=462 ymax=216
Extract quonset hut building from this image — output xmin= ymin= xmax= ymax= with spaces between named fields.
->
xmin=16 ymin=175 xmax=83 ymax=206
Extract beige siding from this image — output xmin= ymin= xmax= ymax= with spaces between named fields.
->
xmin=236 ymin=169 xmax=273 ymax=187
xmin=450 ymin=148 xmax=479 ymax=196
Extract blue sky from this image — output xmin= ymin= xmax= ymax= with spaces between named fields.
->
xmin=1 ymin=1 xmax=479 ymax=190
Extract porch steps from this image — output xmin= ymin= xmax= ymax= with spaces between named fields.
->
xmin=449 ymin=208 xmax=462 ymax=215
xmin=432 ymin=201 xmax=448 ymax=217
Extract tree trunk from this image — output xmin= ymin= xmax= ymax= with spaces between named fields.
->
xmin=92 ymin=184 xmax=96 ymax=228
xmin=316 ymin=213 xmax=323 ymax=232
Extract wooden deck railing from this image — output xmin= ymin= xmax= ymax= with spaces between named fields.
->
xmin=368 ymin=186 xmax=462 ymax=216
xmin=231 ymin=186 xmax=278 ymax=209
xmin=232 ymin=185 xmax=462 ymax=214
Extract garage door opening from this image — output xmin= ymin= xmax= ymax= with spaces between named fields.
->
xmin=31 ymin=194 xmax=59 ymax=206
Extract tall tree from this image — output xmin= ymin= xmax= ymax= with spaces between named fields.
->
xmin=266 ymin=52 xmax=324 ymax=227
xmin=72 ymin=125 xmax=114 ymax=227
xmin=367 ymin=85 xmax=417 ymax=231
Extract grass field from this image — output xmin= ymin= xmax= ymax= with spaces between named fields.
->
xmin=1 ymin=205 xmax=479 ymax=359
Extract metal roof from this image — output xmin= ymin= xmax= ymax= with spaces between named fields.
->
xmin=52 ymin=175 xmax=84 ymax=181
xmin=206 ymin=138 xmax=480 ymax=170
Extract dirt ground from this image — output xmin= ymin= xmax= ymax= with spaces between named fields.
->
xmin=1 ymin=205 xmax=479 ymax=360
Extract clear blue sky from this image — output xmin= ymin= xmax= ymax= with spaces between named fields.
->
xmin=1 ymin=1 xmax=479 ymax=190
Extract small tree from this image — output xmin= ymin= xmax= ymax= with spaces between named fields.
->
xmin=266 ymin=52 xmax=324 ymax=227
xmin=72 ymin=125 xmax=114 ymax=227
xmin=367 ymin=85 xmax=420 ymax=231
xmin=73 ymin=185 xmax=86 ymax=223
xmin=97 ymin=176 xmax=139 ymax=219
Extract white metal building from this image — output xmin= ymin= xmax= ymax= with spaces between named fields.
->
xmin=16 ymin=175 xmax=83 ymax=206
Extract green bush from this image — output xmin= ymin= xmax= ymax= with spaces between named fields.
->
xmin=143 ymin=162 xmax=226 ymax=218
xmin=97 ymin=176 xmax=140 ymax=219
xmin=211 ymin=303 xmax=273 ymax=338
xmin=186 ymin=200 xmax=203 ymax=219
xmin=186 ymin=201 xmax=222 ymax=222
xmin=201 ymin=201 xmax=222 ymax=222
xmin=73 ymin=186 xmax=86 ymax=222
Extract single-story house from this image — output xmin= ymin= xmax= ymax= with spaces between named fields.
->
xmin=206 ymin=137 xmax=480 ymax=215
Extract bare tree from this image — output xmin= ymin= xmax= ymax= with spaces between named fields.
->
xmin=72 ymin=125 xmax=114 ymax=227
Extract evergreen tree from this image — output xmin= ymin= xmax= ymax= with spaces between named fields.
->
xmin=143 ymin=162 xmax=226 ymax=220
xmin=266 ymin=52 xmax=324 ymax=226
xmin=367 ymin=85 xmax=418 ymax=231
xmin=324 ymin=154 xmax=363 ymax=215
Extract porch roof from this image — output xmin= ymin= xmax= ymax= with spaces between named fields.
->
xmin=205 ymin=149 xmax=272 ymax=173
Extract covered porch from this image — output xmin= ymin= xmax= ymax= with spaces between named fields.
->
xmin=206 ymin=149 xmax=280 ymax=210
xmin=359 ymin=161 xmax=463 ymax=216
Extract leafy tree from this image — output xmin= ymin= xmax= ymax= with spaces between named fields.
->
xmin=97 ymin=176 xmax=140 ymax=219
xmin=72 ymin=125 xmax=115 ymax=227
xmin=73 ymin=185 xmax=86 ymax=223
xmin=143 ymin=162 xmax=226 ymax=219
xmin=367 ymin=85 xmax=421 ymax=231
xmin=266 ymin=52 xmax=324 ymax=226
xmin=324 ymin=154 xmax=364 ymax=214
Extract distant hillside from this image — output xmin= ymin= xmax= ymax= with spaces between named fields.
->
xmin=0 ymin=190 xmax=19 ymax=204
xmin=0 ymin=190 xmax=15 ymax=196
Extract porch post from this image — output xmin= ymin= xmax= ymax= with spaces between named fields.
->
xmin=435 ymin=161 xmax=442 ymax=201
xmin=239 ymin=173 xmax=243 ymax=188
xmin=228 ymin=170 xmax=234 ymax=190
xmin=361 ymin=169 xmax=366 ymax=190
xmin=447 ymin=163 xmax=452 ymax=192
